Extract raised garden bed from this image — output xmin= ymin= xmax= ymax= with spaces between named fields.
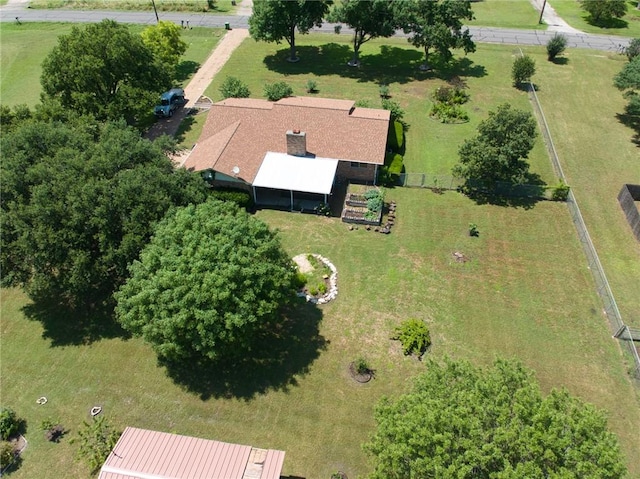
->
xmin=341 ymin=207 xmax=382 ymax=225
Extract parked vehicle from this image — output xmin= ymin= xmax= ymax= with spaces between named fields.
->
xmin=154 ymin=88 xmax=185 ymax=118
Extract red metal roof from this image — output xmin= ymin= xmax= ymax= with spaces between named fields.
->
xmin=98 ymin=427 xmax=285 ymax=479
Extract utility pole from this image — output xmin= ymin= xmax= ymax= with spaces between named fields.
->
xmin=151 ymin=0 xmax=159 ymax=22
xmin=538 ymin=0 xmax=547 ymax=25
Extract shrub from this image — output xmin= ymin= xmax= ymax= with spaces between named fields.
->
xmin=264 ymin=81 xmax=293 ymax=101
xmin=547 ymin=33 xmax=568 ymax=61
xmin=219 ymin=76 xmax=250 ymax=99
xmin=317 ymin=282 xmax=327 ymax=295
xmin=294 ymin=271 xmax=308 ymax=289
xmin=551 ymin=179 xmax=570 ymax=201
xmin=309 ymin=286 xmax=318 ymax=296
xmin=430 ymin=102 xmax=469 ymax=123
xmin=355 ymin=99 xmax=370 ymax=108
xmin=209 ymin=188 xmax=253 ymax=210
xmin=381 ymin=98 xmax=409 ymax=131
xmin=392 ymin=319 xmax=431 ymax=358
xmin=73 ymin=416 xmax=121 ymax=475
xmin=354 ymin=357 xmax=370 ymax=374
xmin=305 ymin=79 xmax=317 ymax=93
xmin=469 ymin=223 xmax=479 ymax=237
xmin=0 ymin=408 xmax=21 ymax=441
xmin=626 ymin=38 xmax=640 ymax=61
xmin=386 ymin=119 xmax=404 ymax=152
xmin=0 ymin=442 xmax=14 ymax=469
xmin=386 ymin=152 xmax=404 ymax=176
xmin=379 ymin=84 xmax=390 ymax=98
xmin=432 ymin=86 xmax=469 ymax=105
xmin=512 ymin=55 xmax=536 ymax=86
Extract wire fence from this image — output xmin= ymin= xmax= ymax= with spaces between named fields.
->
xmin=525 ymin=57 xmax=640 ymax=382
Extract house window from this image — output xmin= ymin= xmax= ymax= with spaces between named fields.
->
xmin=350 ymin=162 xmax=368 ymax=168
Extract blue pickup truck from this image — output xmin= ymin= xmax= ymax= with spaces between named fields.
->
xmin=154 ymin=88 xmax=185 ymax=118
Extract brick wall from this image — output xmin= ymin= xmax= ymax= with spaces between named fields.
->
xmin=336 ymin=161 xmax=376 ymax=184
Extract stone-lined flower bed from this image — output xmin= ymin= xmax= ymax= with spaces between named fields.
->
xmin=294 ymin=254 xmax=338 ymax=305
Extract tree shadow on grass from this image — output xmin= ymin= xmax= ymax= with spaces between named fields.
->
xmin=462 ymin=173 xmax=547 ymax=210
xmin=616 ymin=112 xmax=640 ymax=147
xmin=159 ymin=300 xmax=327 ymax=401
xmin=21 ymin=299 xmax=128 ymax=347
xmin=264 ymin=43 xmax=486 ymax=85
xmin=585 ymin=15 xmax=628 ymax=29
xmin=175 ymin=60 xmax=200 ymax=83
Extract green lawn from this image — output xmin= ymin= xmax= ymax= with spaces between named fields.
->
xmin=0 ymin=23 xmax=223 ymax=108
xmin=551 ymin=0 xmax=640 ymax=36
xmin=2 ymin=26 xmax=640 ymax=479
xmin=467 ymin=0 xmax=546 ymax=30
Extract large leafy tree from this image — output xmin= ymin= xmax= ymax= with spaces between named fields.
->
xmin=580 ymin=0 xmax=627 ymax=23
xmin=249 ymin=0 xmax=331 ymax=62
xmin=141 ymin=20 xmax=188 ymax=77
xmin=115 ymin=199 xmax=298 ymax=363
xmin=614 ymin=56 xmax=640 ymax=116
xmin=329 ymin=0 xmax=399 ymax=66
xmin=396 ymin=0 xmax=475 ymax=71
xmin=453 ymin=103 xmax=537 ymax=189
xmin=365 ymin=358 xmax=627 ymax=479
xmin=1 ymin=118 xmax=207 ymax=308
xmin=41 ymin=20 xmax=171 ymax=125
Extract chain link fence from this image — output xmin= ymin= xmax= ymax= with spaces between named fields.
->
xmin=525 ymin=59 xmax=640 ymax=381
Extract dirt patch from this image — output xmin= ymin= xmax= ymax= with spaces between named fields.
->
xmin=293 ymin=254 xmax=314 ymax=274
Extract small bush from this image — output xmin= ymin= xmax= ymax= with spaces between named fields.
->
xmin=317 ymin=282 xmax=327 ymax=295
xmin=354 ymin=357 xmax=370 ymax=375
xmin=381 ymin=99 xmax=409 ymax=131
xmin=219 ymin=76 xmax=250 ymax=99
xmin=0 ymin=408 xmax=21 ymax=441
xmin=547 ymin=33 xmax=568 ymax=61
xmin=430 ymin=102 xmax=469 ymax=123
xmin=309 ymin=286 xmax=318 ymax=296
xmin=386 ymin=119 xmax=404 ymax=152
xmin=0 ymin=441 xmax=15 ymax=469
xmin=379 ymin=84 xmax=390 ymax=98
xmin=432 ymin=86 xmax=469 ymax=105
xmin=386 ymin=152 xmax=404 ymax=176
xmin=209 ymin=188 xmax=253 ymax=210
xmin=469 ymin=223 xmax=479 ymax=237
xmin=626 ymin=38 xmax=640 ymax=61
xmin=355 ymin=99 xmax=370 ymax=108
xmin=306 ymin=79 xmax=317 ymax=93
xmin=264 ymin=81 xmax=293 ymax=101
xmin=294 ymin=271 xmax=308 ymax=289
xmin=392 ymin=319 xmax=431 ymax=358
xmin=551 ymin=179 xmax=570 ymax=201
xmin=512 ymin=55 xmax=536 ymax=86
xmin=73 ymin=416 xmax=121 ymax=475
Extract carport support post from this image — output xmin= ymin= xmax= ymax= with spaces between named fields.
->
xmin=324 ymin=193 xmax=327 ymax=204
xmin=252 ymin=186 xmax=257 ymax=204
xmin=290 ymin=190 xmax=294 ymax=211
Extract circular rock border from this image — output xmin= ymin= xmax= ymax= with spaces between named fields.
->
xmin=348 ymin=362 xmax=372 ymax=383
xmin=36 ymin=397 xmax=47 ymax=405
xmin=90 ymin=406 xmax=102 ymax=417
xmin=294 ymin=254 xmax=338 ymax=305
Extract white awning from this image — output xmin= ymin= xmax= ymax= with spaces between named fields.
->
xmin=252 ymin=152 xmax=339 ymax=195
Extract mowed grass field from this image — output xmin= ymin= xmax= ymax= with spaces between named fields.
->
xmin=1 ymin=24 xmax=639 ymax=479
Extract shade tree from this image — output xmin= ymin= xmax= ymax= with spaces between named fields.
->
xmin=115 ymin=199 xmax=298 ymax=363
xmin=396 ymin=0 xmax=475 ymax=71
xmin=141 ymin=20 xmax=188 ymax=77
xmin=329 ymin=0 xmax=399 ymax=66
xmin=365 ymin=358 xmax=627 ymax=479
xmin=580 ymin=0 xmax=627 ymax=24
xmin=40 ymin=20 xmax=171 ymax=126
xmin=249 ymin=0 xmax=331 ymax=62
xmin=615 ymin=56 xmax=640 ymax=116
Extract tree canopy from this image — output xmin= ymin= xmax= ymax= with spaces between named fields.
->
xmin=453 ymin=103 xmax=537 ymax=189
xmin=364 ymin=358 xmax=627 ymax=479
xmin=397 ymin=0 xmax=475 ymax=70
xmin=141 ymin=20 xmax=188 ymax=75
xmin=40 ymin=20 xmax=171 ymax=125
xmin=115 ymin=199 xmax=297 ymax=363
xmin=249 ymin=0 xmax=331 ymax=62
xmin=580 ymin=0 xmax=627 ymax=23
xmin=1 ymin=117 xmax=207 ymax=309
xmin=329 ymin=0 xmax=399 ymax=66
xmin=614 ymin=56 xmax=640 ymax=116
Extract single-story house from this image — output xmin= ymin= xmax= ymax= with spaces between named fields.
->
xmin=98 ymin=427 xmax=285 ymax=479
xmin=183 ymin=96 xmax=391 ymax=209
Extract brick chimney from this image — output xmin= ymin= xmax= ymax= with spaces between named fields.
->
xmin=286 ymin=129 xmax=306 ymax=156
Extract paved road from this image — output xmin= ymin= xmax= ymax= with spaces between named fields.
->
xmin=0 ymin=5 xmax=632 ymax=52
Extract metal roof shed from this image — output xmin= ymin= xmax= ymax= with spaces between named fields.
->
xmin=98 ymin=427 xmax=285 ymax=479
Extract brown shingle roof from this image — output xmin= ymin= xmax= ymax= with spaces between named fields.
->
xmin=98 ymin=427 xmax=285 ymax=479
xmin=186 ymin=97 xmax=391 ymax=183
